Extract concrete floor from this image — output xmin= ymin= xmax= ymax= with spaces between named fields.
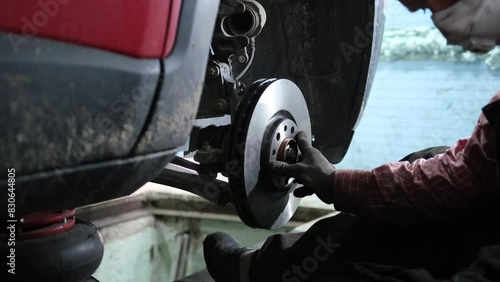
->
xmin=85 ymin=184 xmax=334 ymax=282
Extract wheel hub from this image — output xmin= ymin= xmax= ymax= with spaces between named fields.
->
xmin=228 ymin=78 xmax=311 ymax=229
xmin=262 ymin=117 xmax=299 ymax=191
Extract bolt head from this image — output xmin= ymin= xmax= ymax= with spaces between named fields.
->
xmin=214 ymin=99 xmax=227 ymax=113
xmin=238 ymin=55 xmax=247 ymax=64
xmin=208 ymin=65 xmax=219 ymax=78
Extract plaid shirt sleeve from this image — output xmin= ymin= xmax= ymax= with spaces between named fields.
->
xmin=333 ymin=92 xmax=500 ymax=225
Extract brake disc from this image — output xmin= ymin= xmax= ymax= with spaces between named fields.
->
xmin=228 ymin=79 xmax=312 ymax=229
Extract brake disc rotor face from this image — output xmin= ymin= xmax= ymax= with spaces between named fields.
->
xmin=228 ymin=79 xmax=311 ymax=229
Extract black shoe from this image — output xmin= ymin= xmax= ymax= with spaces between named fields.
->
xmin=203 ymin=232 xmax=253 ymax=282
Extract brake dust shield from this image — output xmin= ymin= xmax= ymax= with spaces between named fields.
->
xmin=228 ymin=79 xmax=312 ymax=229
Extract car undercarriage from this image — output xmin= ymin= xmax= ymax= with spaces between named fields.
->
xmin=0 ymin=0 xmax=384 ymax=280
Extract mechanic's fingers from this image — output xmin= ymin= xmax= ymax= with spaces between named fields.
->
xmin=295 ymin=131 xmax=313 ymax=152
xmin=269 ymin=161 xmax=300 ymax=177
xmin=293 ymin=186 xmax=314 ymax=198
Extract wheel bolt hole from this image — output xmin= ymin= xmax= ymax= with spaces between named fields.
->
xmin=291 ymin=127 xmax=295 ymax=134
xmin=276 ymin=133 xmax=281 ymax=141
xmin=272 ymin=149 xmax=276 ymax=156
xmin=284 ymin=125 xmax=288 ymax=132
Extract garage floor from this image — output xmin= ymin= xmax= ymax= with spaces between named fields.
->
xmin=77 ymin=183 xmax=334 ymax=282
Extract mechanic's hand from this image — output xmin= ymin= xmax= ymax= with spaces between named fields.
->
xmin=269 ymin=131 xmax=336 ymax=204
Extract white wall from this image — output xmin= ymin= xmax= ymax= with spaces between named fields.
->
xmin=337 ymin=0 xmax=500 ymax=169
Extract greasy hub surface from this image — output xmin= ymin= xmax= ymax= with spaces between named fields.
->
xmin=228 ymin=79 xmax=311 ymax=229
xmin=263 ymin=118 xmax=299 ymax=191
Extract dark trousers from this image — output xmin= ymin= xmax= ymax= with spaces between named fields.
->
xmin=249 ymin=213 xmax=500 ymax=282
xmin=248 ymin=147 xmax=500 ymax=282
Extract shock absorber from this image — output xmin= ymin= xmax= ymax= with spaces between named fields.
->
xmin=15 ymin=209 xmax=76 ymax=239
xmin=1 ymin=209 xmax=104 ymax=282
